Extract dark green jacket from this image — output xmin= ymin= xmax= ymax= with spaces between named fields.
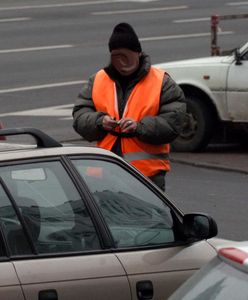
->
xmin=72 ymin=53 xmax=186 ymax=145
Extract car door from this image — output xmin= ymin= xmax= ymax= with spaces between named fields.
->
xmin=226 ymin=48 xmax=248 ymax=121
xmin=72 ymin=157 xmax=217 ymax=299
xmin=0 ymin=160 xmax=131 ymax=300
xmin=0 ymin=261 xmax=24 ymax=300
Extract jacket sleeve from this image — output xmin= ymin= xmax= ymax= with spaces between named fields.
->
xmin=72 ymin=75 xmax=108 ymax=142
xmin=136 ymin=74 xmax=186 ymax=145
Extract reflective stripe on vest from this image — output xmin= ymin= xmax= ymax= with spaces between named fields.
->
xmin=124 ymin=152 xmax=169 ymax=161
xmin=92 ymin=67 xmax=170 ymax=177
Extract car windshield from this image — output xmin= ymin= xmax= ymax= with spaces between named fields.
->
xmin=72 ymin=158 xmax=176 ymax=248
xmin=240 ymin=41 xmax=248 ymax=54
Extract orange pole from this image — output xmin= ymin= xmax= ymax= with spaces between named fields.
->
xmin=0 ymin=122 xmax=6 ymax=140
xmin=211 ymin=15 xmax=220 ymax=56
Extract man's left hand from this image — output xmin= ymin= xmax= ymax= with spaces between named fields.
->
xmin=119 ymin=118 xmax=138 ymax=133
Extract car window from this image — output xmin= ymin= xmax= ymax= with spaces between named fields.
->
xmin=0 ymin=161 xmax=101 ymax=255
xmin=72 ymin=159 xmax=175 ymax=248
xmin=0 ymin=184 xmax=32 ymax=255
xmin=242 ymin=51 xmax=248 ymax=60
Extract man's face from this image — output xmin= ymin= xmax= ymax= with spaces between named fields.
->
xmin=111 ymin=48 xmax=140 ymax=76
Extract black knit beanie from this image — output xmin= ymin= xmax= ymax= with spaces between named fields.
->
xmin=108 ymin=23 xmax=142 ymax=52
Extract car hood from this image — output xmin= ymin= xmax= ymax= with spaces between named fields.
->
xmin=154 ymin=55 xmax=232 ymax=69
xmin=207 ymin=237 xmax=248 ymax=251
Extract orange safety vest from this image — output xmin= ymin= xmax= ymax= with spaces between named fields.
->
xmin=92 ymin=67 xmax=170 ymax=177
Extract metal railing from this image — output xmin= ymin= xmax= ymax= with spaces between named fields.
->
xmin=211 ymin=13 xmax=248 ymax=56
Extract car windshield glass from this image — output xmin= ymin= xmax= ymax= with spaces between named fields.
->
xmin=0 ymin=161 xmax=101 ymax=255
xmin=242 ymin=50 xmax=248 ymax=60
xmin=72 ymin=159 xmax=175 ymax=248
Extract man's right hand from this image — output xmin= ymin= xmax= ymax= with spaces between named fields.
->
xmin=102 ymin=115 xmax=118 ymax=131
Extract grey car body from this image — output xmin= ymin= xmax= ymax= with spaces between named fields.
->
xmin=169 ymin=242 xmax=248 ymax=300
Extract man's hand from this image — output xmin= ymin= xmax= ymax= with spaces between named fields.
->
xmin=119 ymin=118 xmax=138 ymax=133
xmin=102 ymin=115 xmax=118 ymax=131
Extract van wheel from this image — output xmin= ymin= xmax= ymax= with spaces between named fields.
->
xmin=171 ymin=96 xmax=215 ymax=152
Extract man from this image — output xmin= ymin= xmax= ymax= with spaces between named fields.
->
xmin=72 ymin=23 xmax=186 ymax=191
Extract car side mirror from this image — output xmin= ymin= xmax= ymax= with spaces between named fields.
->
xmin=235 ymin=48 xmax=242 ymax=65
xmin=183 ymin=213 xmax=218 ymax=242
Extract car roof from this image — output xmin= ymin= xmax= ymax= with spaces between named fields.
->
xmin=0 ymin=145 xmax=117 ymax=161
xmin=0 ymin=127 xmax=118 ymax=162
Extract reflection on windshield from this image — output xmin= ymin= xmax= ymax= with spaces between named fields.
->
xmin=73 ymin=159 xmax=175 ymax=247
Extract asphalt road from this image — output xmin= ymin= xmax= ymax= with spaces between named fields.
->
xmin=0 ymin=1 xmax=247 ymax=242
xmin=0 ymin=0 xmax=248 ymax=140
xmin=167 ymin=162 xmax=248 ymax=242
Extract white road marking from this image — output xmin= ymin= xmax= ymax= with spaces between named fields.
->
xmin=0 ymin=0 xmax=156 ymax=11
xmin=173 ymin=17 xmax=210 ymax=23
xmin=227 ymin=1 xmax=248 ymax=5
xmin=0 ymin=44 xmax=73 ymax=54
xmin=0 ymin=80 xmax=86 ymax=94
xmin=92 ymin=5 xmax=187 ymax=15
xmin=0 ymin=29 xmax=232 ymax=57
xmin=0 ymin=104 xmax=73 ymax=120
xmin=0 ymin=29 xmax=233 ymax=59
xmin=140 ymin=31 xmax=233 ymax=42
xmin=125 ymin=0 xmax=158 ymax=2
xmin=0 ymin=28 xmax=233 ymax=95
xmin=0 ymin=17 xmax=31 ymax=23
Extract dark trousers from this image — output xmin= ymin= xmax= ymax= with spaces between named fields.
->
xmin=149 ymin=171 xmax=166 ymax=191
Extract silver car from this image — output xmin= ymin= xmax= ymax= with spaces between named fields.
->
xmin=169 ymin=242 xmax=248 ymax=300
xmin=0 ymin=127 xmax=229 ymax=300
